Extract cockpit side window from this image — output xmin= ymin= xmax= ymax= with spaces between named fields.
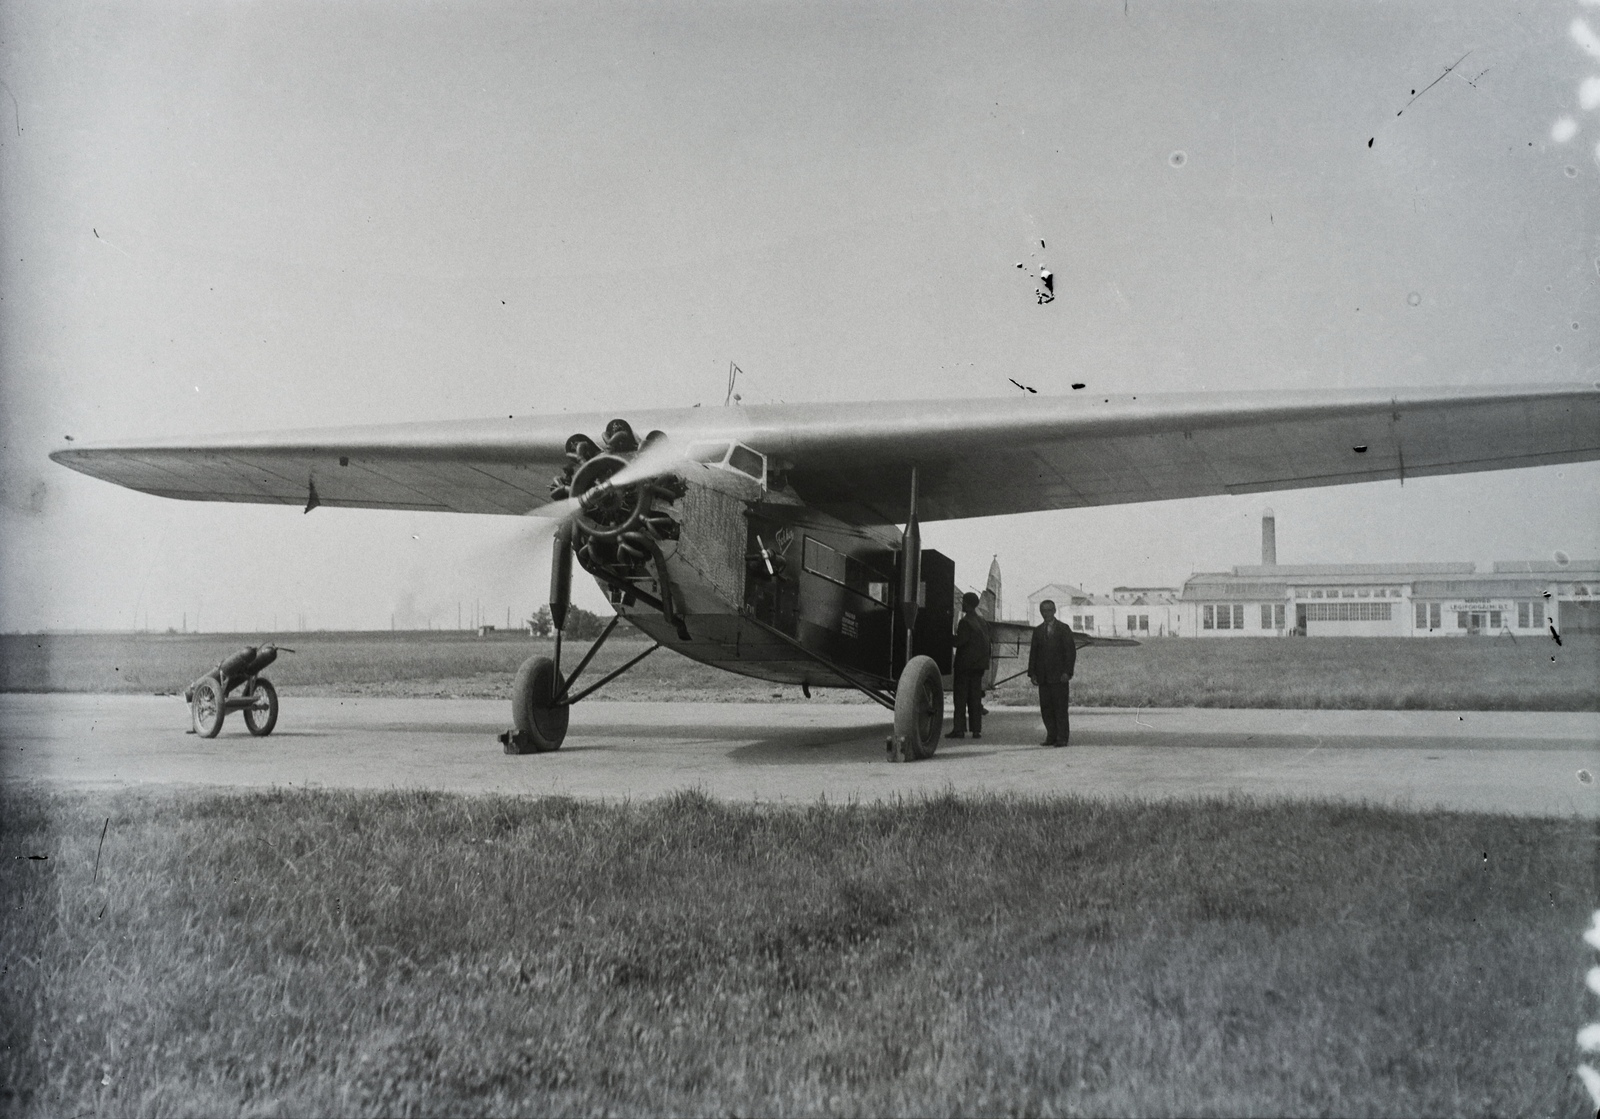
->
xmin=727 ymin=444 xmax=765 ymax=481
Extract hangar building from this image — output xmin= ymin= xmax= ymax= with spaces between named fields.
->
xmin=1176 ymin=515 xmax=1599 ymax=637
xmin=1030 ymin=513 xmax=1599 ymax=638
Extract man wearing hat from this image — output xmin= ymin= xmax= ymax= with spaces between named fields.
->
xmin=949 ymin=591 xmax=990 ymax=738
xmin=1027 ymin=599 xmax=1077 ymax=746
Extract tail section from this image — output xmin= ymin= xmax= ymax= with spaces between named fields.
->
xmin=979 ymin=555 xmax=1002 ymax=621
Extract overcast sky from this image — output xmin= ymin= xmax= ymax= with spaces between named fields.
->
xmin=2 ymin=0 xmax=1596 ymax=633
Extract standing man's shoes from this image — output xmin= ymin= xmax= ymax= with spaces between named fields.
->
xmin=971 ymin=732 xmax=982 ymax=739
xmin=948 ymin=731 xmax=966 ymax=739
xmin=1040 ymin=739 xmax=1057 ymax=746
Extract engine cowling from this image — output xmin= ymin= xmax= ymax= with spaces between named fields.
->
xmin=553 ymin=425 xmax=685 ymax=573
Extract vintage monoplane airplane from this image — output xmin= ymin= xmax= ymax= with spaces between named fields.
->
xmin=51 ymin=383 xmax=1600 ymax=759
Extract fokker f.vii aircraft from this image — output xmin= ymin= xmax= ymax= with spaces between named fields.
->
xmin=52 ymin=384 xmax=1600 ymax=759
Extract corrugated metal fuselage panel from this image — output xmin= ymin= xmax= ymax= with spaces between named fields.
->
xmin=602 ymin=488 xmax=905 ymax=690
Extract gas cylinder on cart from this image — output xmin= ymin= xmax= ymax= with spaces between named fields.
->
xmin=217 ymin=644 xmax=282 ymax=690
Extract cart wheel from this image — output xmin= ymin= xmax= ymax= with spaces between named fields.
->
xmin=243 ymin=678 xmax=279 ymax=737
xmin=508 ymin=655 xmax=568 ymax=753
xmin=892 ymin=655 xmax=943 ymax=761
xmin=191 ymin=675 xmax=226 ymax=739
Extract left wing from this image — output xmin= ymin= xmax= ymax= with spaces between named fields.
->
xmin=50 ymin=383 xmax=1600 ymax=520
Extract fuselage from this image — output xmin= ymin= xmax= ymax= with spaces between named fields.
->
xmin=573 ymin=453 xmax=953 ymax=690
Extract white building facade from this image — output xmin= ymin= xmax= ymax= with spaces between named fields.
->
xmin=1025 ymin=584 xmax=1180 ymax=637
xmin=1176 ymin=560 xmax=1597 ymax=638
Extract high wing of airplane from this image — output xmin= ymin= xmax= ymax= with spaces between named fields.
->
xmin=50 ymin=383 xmax=1600 ymax=760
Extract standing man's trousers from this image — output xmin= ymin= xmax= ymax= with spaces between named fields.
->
xmin=952 ymin=671 xmax=985 ymax=734
xmin=1037 ymin=681 xmax=1072 ymax=744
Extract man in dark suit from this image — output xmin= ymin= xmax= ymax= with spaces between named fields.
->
xmin=1028 ymin=599 xmax=1077 ymax=746
xmin=949 ymin=592 xmax=990 ymax=738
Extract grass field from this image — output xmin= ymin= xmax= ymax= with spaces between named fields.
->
xmin=2 ymin=787 xmax=1593 ymax=1117
xmin=2 ymin=629 xmax=1596 ymax=710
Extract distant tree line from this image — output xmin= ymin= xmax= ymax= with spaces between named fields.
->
xmin=528 ymin=605 xmax=611 ymax=640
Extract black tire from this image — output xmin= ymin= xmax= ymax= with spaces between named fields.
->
xmin=509 ymin=655 xmax=568 ymax=753
xmin=893 ymin=655 xmax=943 ymax=761
xmin=191 ymin=675 xmax=226 ymax=739
xmin=243 ymin=678 xmax=279 ymax=737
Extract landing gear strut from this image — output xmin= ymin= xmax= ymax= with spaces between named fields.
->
xmin=500 ymin=523 xmax=661 ymax=755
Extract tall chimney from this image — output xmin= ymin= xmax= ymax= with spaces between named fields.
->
xmin=1261 ymin=508 xmax=1277 ymax=567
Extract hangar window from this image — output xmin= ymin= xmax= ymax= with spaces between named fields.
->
xmin=1489 ymin=610 xmax=1502 ymax=629
xmin=1274 ymin=604 xmax=1285 ymax=628
xmin=1430 ymin=603 xmax=1441 ymax=629
xmin=1203 ymin=606 xmax=1215 ymax=629
xmin=1310 ymin=590 xmax=1323 ymax=599
xmin=1415 ymin=602 xmax=1428 ymax=628
xmin=1127 ymin=614 xmax=1138 ymax=632
xmin=1261 ymin=605 xmax=1273 ymax=629
xmin=1139 ymin=614 xmax=1150 ymax=631
xmin=1233 ymin=605 xmax=1245 ymax=628
xmin=1305 ymin=602 xmax=1392 ymax=622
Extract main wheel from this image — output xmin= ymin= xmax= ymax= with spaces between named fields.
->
xmin=508 ymin=655 xmax=568 ymax=753
xmin=893 ymin=655 xmax=943 ymax=761
xmin=191 ymin=675 xmax=226 ymax=739
xmin=243 ymin=678 xmax=279 ymax=737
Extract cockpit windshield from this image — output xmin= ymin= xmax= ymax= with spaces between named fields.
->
xmin=686 ymin=441 xmax=767 ymax=486
xmin=688 ymin=442 xmax=730 ymax=464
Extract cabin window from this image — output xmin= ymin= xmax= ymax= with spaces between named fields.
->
xmin=1216 ymin=606 xmax=1232 ymax=630
xmin=1415 ymin=602 xmax=1428 ymax=628
xmin=1429 ymin=603 xmax=1441 ymax=629
xmin=1261 ymin=605 xmax=1273 ymax=629
xmin=1274 ymin=604 xmax=1285 ymax=628
xmin=802 ymin=536 xmax=890 ymax=604
xmin=803 ymin=537 xmax=847 ymax=584
xmin=1489 ymin=610 xmax=1502 ymax=630
xmin=1203 ymin=606 xmax=1214 ymax=629
xmin=1140 ymin=614 xmax=1150 ymax=631
xmin=1532 ymin=600 xmax=1544 ymax=628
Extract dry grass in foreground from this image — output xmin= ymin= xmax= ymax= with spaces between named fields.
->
xmin=2 ymin=788 xmax=1593 ymax=1117
xmin=3 ymin=629 xmax=1597 ymax=709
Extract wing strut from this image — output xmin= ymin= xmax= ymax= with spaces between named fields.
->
xmin=897 ymin=464 xmax=921 ymax=671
